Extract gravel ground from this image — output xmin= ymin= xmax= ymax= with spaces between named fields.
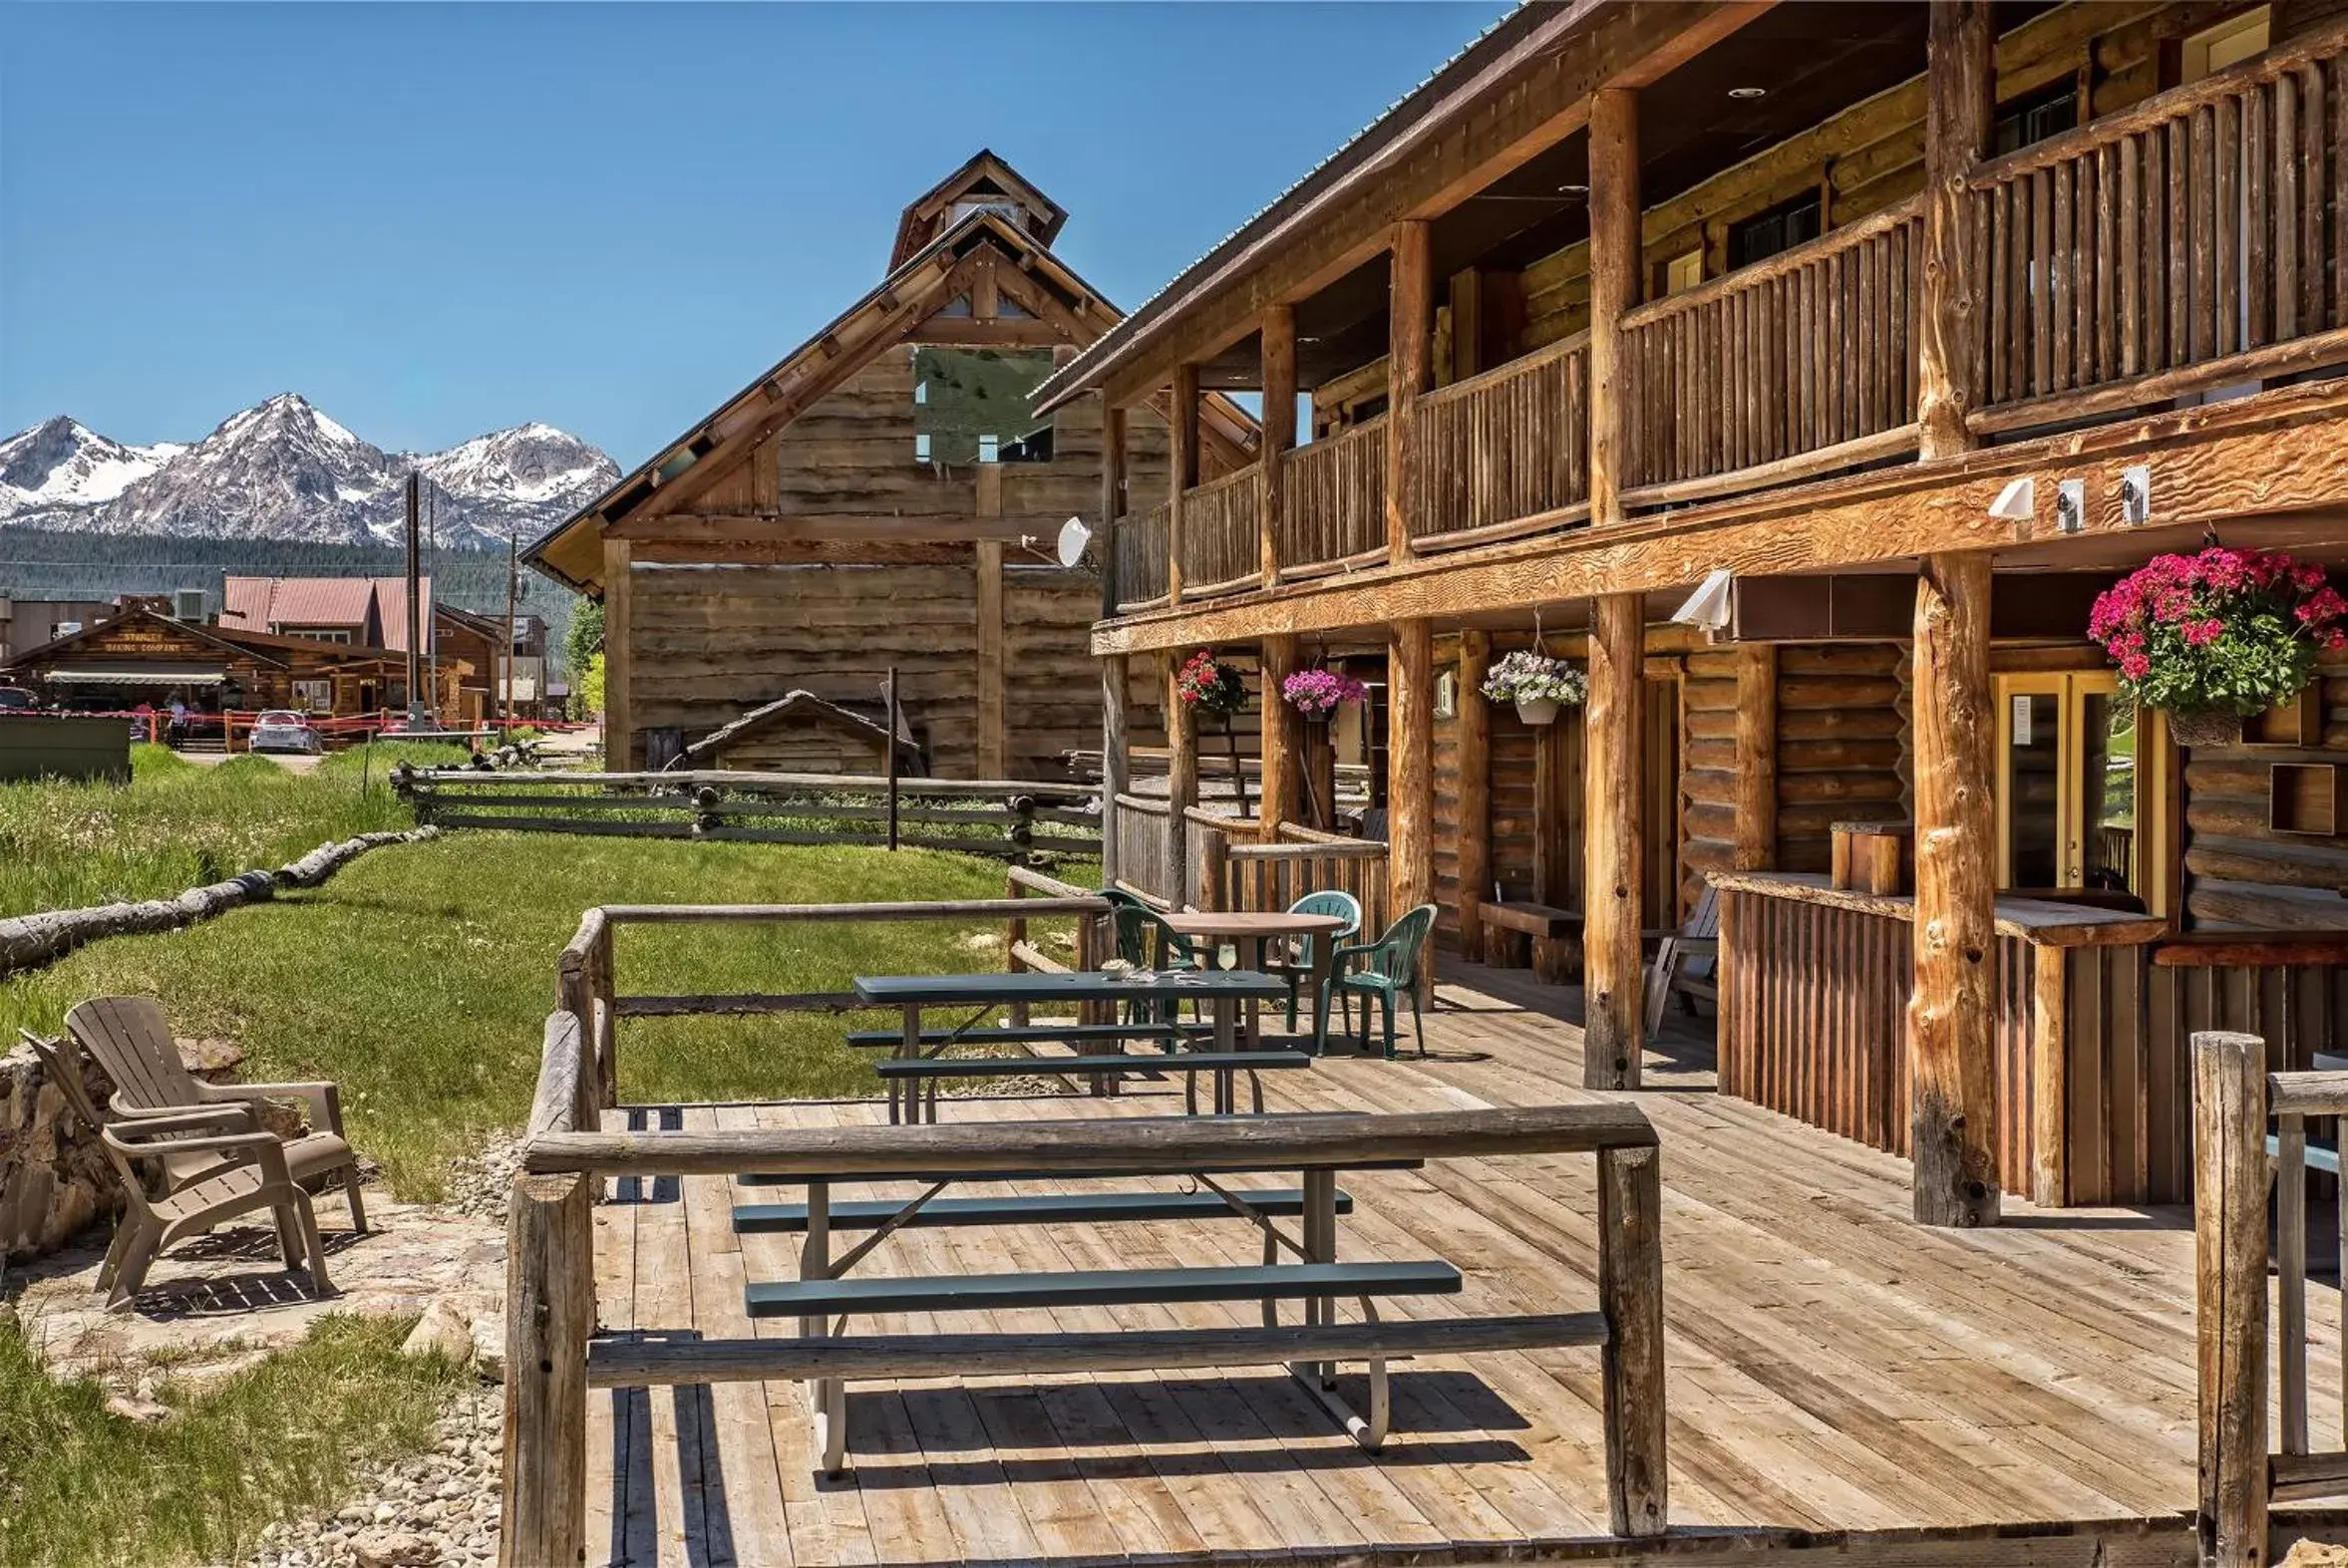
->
xmin=238 ymin=1385 xmax=502 ymax=1568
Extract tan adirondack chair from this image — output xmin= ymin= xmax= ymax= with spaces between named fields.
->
xmin=20 ymin=1030 xmax=335 ymax=1310
xmin=64 ymin=996 xmax=366 ymax=1234
xmin=1642 ymin=884 xmax=1721 ymax=1042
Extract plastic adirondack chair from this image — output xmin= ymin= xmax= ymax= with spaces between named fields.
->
xmin=1317 ymin=904 xmax=1438 ymax=1059
xmin=20 ymin=1029 xmax=334 ymax=1311
xmin=1268 ymin=890 xmax=1363 ymax=1033
xmin=65 ymin=996 xmax=367 ymax=1235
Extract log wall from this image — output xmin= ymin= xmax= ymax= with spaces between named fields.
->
xmin=2183 ymin=661 xmax=2348 ymax=930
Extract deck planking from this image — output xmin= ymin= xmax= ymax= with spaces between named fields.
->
xmin=580 ymin=963 xmax=2346 ymax=1566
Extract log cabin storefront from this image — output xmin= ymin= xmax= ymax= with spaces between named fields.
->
xmin=1037 ymin=0 xmax=2348 ymax=1224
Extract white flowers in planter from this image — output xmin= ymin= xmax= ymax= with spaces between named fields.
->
xmin=1480 ymin=650 xmax=1587 ymax=725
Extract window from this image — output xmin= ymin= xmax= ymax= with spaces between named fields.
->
xmin=292 ymin=679 xmax=332 ymax=713
xmin=1663 ymin=250 xmax=1704 ymax=296
xmin=1995 ymin=671 xmax=2175 ymax=913
xmin=910 ymin=346 xmax=1056 ymax=465
xmin=1992 ymin=80 xmax=2080 ymax=157
xmin=1727 ymin=192 xmax=1822 ymax=271
xmin=279 ymin=626 xmax=350 ymax=645
xmin=2182 ymin=7 xmax=2270 ymax=82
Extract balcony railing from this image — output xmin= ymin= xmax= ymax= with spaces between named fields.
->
xmin=1970 ymin=21 xmax=2348 ymax=433
xmin=1280 ymin=415 xmax=1387 ymax=576
xmin=1114 ymin=500 xmax=1171 ymax=613
xmin=1176 ymin=463 xmax=1262 ymax=598
xmin=1407 ymin=331 xmax=1590 ymax=550
xmin=1619 ymin=198 xmax=1924 ymax=508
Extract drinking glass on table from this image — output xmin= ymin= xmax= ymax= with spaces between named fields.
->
xmin=1215 ymin=940 xmax=1239 ymax=972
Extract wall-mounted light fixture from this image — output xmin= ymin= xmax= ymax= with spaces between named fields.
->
xmin=2056 ymin=478 xmax=2087 ymax=534
xmin=1988 ymin=476 xmax=2035 ymax=522
xmin=2119 ymin=465 xmax=2152 ymax=526
xmin=1670 ymin=568 xmax=1735 ymax=634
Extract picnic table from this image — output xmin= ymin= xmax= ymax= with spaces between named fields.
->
xmin=1160 ymin=909 xmax=1347 ymax=1047
xmin=852 ymin=969 xmax=1291 ymax=1120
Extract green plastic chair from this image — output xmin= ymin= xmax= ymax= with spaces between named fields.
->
xmin=1317 ymin=904 xmax=1438 ymax=1059
xmin=1269 ymin=890 xmax=1362 ymax=1033
xmin=1110 ymin=903 xmax=1198 ymax=1036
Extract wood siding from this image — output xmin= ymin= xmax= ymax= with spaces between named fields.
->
xmin=2184 ymin=663 xmax=2348 ymax=929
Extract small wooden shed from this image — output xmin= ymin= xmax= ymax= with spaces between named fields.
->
xmin=675 ymin=690 xmax=922 ymax=775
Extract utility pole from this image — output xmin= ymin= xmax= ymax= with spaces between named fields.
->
xmin=404 ymin=471 xmax=427 ymax=730
xmin=426 ymin=486 xmax=440 ymax=728
xmin=502 ymin=532 xmax=519 ymax=732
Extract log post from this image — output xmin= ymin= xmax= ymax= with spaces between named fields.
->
xmin=1388 ymin=619 xmax=1435 ymax=939
xmin=1099 ymin=397 xmax=1125 ymax=621
xmin=1910 ymin=552 xmax=1999 ymax=1226
xmin=1598 ymin=1141 xmax=1669 ymax=1537
xmin=1169 ymin=365 xmax=1198 ymax=606
xmin=2193 ymin=1030 xmax=2270 ymax=1568
xmin=600 ymin=536 xmax=633 ymax=771
xmin=1101 ymin=653 xmax=1130 ymax=887
xmin=1259 ymin=634 xmax=1301 ymax=839
xmin=1584 ymin=594 xmax=1646 ymax=1090
xmin=1587 ymin=86 xmax=1639 ymax=529
xmin=589 ymin=917 xmax=618 ymax=1110
xmin=1166 ymin=651 xmax=1198 ymax=908
xmin=975 ymin=533 xmax=1007 ymax=781
xmin=1386 ymin=220 xmax=1434 ymax=563
xmin=1732 ymin=643 xmax=1778 ymax=870
xmin=1261 ymin=304 xmax=1296 ymax=589
xmin=500 ymin=1170 xmax=594 ymax=1568
xmin=1197 ymin=822 xmax=1231 ymax=913
xmin=1918 ymin=0 xmax=1994 ymax=460
xmin=1457 ymin=630 xmax=1494 ymax=962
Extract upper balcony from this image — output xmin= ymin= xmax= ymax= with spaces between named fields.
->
xmin=1091 ymin=5 xmax=2348 ymax=626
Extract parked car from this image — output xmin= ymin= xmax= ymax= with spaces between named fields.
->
xmin=248 ymin=710 xmax=325 ymax=755
xmin=0 ymin=687 xmax=36 ymax=712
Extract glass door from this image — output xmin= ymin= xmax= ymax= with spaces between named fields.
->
xmin=1997 ymin=674 xmax=2067 ymax=891
xmin=1994 ymin=670 xmax=2172 ymax=911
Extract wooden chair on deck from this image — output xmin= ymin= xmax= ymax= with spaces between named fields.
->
xmin=1642 ymin=885 xmax=1721 ymax=1043
xmin=65 ymin=996 xmax=367 ymax=1235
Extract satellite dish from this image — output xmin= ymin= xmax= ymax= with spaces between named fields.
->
xmin=1056 ymin=515 xmax=1092 ymax=568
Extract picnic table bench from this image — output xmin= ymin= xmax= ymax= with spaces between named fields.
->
xmin=853 ymin=969 xmax=1293 ymax=1120
xmin=543 ymin=1104 xmax=1666 ymax=1529
xmin=1480 ymin=899 xmax=1582 ymax=983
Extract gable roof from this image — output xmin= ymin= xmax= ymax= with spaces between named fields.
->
xmin=3 ymin=604 xmax=295 ymax=674
xmin=219 ymin=576 xmax=436 ymax=653
xmin=889 ymin=150 xmax=1069 ymax=270
xmin=680 ymin=689 xmax=921 ymax=766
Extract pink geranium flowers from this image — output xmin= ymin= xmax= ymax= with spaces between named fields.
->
xmin=2089 ymin=547 xmax=2345 ymax=718
xmin=1280 ymin=667 xmax=1368 ymax=721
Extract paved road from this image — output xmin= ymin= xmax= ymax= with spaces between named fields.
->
xmin=175 ymin=749 xmax=324 ymax=775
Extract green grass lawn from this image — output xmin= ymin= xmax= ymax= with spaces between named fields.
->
xmin=0 ymin=1315 xmax=470 ymax=1568
xmin=0 ymin=743 xmax=470 ymax=920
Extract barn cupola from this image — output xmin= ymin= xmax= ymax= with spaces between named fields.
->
xmin=888 ymin=151 xmax=1068 ymax=272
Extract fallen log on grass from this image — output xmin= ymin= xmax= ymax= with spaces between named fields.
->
xmin=0 ymin=825 xmax=441 ymax=979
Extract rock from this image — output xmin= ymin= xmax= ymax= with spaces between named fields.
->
xmin=401 ymin=1299 xmax=474 ymax=1367
xmin=104 ymin=1391 xmax=171 ymax=1423
xmin=353 ymin=1528 xmax=439 ymax=1567
xmin=177 ymin=1037 xmax=244 ymax=1075
xmin=2285 ymin=1545 xmax=2348 ymax=1567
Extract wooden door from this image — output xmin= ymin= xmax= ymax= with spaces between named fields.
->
xmin=1644 ymin=670 xmax=1684 ymax=923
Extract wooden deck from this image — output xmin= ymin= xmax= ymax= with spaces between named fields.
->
xmin=581 ymin=963 xmax=2348 ymax=1566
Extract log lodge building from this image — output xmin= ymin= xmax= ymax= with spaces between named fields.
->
xmin=1034 ymin=0 xmax=2348 ymax=1226
xmin=523 ymin=153 xmax=1253 ymax=776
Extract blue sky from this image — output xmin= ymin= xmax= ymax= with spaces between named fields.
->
xmin=0 ymin=2 xmax=1509 ymax=463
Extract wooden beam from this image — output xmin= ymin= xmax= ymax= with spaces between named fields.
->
xmin=1169 ymin=365 xmax=1199 ymax=606
xmin=601 ymin=536 xmax=633 ymax=771
xmin=1387 ymin=221 xmax=1434 ymax=563
xmin=1166 ymin=651 xmax=1198 ymax=903
xmin=1089 ymin=377 xmax=2348 ymax=655
xmin=976 ymin=537 xmax=1006 ymax=780
xmin=1584 ymin=593 xmax=1644 ymax=1091
xmin=2193 ymin=1029 xmax=2270 ymax=1568
xmin=1918 ymin=0 xmax=1995 ymax=460
xmin=499 ymin=1170 xmax=593 ymax=1568
xmin=1388 ymin=618 xmax=1435 ymax=933
xmin=1732 ymin=643 xmax=1777 ymax=870
xmin=1101 ymin=653 xmax=1130 ymax=886
xmin=1260 ymin=304 xmax=1296 ymax=588
xmin=1259 ymin=633 xmax=1301 ymax=836
xmin=1598 ymin=1142 xmax=1669 ymax=1536
xmin=1909 ymin=551 xmax=1998 ymax=1227
xmin=1587 ymin=86 xmax=1640 ymax=528
xmin=1457 ymin=629 xmax=1494 ymax=962
xmin=1100 ymin=398 xmax=1127 ymax=621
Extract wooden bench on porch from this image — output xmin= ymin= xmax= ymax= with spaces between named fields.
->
xmin=1480 ymin=900 xmax=1583 ymax=984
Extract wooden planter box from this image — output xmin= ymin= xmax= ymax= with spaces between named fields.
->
xmin=2269 ymin=763 xmax=2347 ymax=836
xmin=1830 ymin=821 xmax=1913 ymax=895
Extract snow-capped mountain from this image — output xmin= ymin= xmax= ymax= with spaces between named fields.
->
xmin=0 ymin=417 xmax=184 ymax=526
xmin=0 ymin=395 xmax=617 ymax=549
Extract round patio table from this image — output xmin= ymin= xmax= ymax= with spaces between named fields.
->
xmin=1159 ymin=910 xmax=1348 ymax=1050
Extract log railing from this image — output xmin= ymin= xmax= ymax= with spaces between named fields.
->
xmin=1970 ymin=22 xmax=2348 ymax=434
xmin=1177 ymin=465 xmax=1263 ymax=598
xmin=1280 ymin=416 xmax=1387 ymax=574
xmin=1407 ymin=332 xmax=1590 ymax=549
xmin=1112 ymin=791 xmax=1174 ymax=907
xmin=2194 ymin=1028 xmax=2348 ymax=1565
xmin=1618 ymin=198 xmax=1923 ymax=509
xmin=1115 ymin=500 xmax=1172 ymax=612
xmin=1189 ymin=810 xmax=1392 ymax=937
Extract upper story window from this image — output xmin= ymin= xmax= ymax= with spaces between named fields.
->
xmin=1727 ymin=192 xmax=1822 ymax=271
xmin=1992 ymin=80 xmax=2079 ymax=157
xmin=911 ymin=347 xmax=1055 ymax=465
xmin=2181 ymin=7 xmax=2270 ymax=82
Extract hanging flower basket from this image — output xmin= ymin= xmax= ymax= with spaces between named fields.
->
xmin=1481 ymin=650 xmax=1587 ymax=726
xmin=1173 ymin=650 xmax=1247 ymax=720
xmin=2089 ymin=547 xmax=2347 ymax=747
xmin=1281 ymin=668 xmax=1367 ymax=724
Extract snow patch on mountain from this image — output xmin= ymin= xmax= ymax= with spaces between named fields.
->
xmin=0 ymin=396 xmax=617 ymax=549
